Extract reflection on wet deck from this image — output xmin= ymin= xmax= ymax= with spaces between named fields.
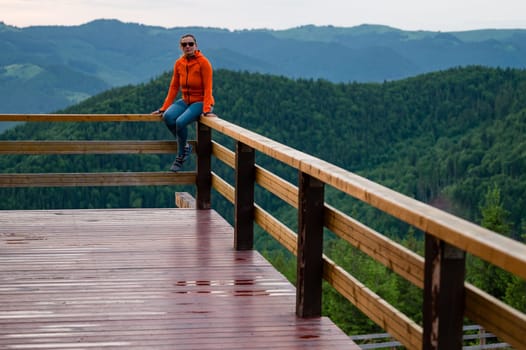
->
xmin=0 ymin=208 xmax=359 ymax=349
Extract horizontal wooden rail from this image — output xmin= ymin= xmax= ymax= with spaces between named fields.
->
xmin=0 ymin=172 xmax=196 ymax=187
xmin=323 ymin=257 xmax=423 ymax=350
xmin=200 ymin=117 xmax=526 ymax=282
xmin=0 ymin=141 xmax=182 ymax=154
xmin=212 ymin=141 xmax=235 ymax=167
xmin=465 ymin=284 xmax=525 ymax=349
xmin=211 ymin=172 xmax=234 ymax=204
xmin=0 ymin=113 xmax=159 ymax=122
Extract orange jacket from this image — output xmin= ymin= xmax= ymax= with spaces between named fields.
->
xmin=161 ymin=50 xmax=214 ymax=113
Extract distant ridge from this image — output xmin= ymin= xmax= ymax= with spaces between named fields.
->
xmin=1 ymin=19 xmax=525 ymax=113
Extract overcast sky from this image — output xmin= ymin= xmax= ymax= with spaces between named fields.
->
xmin=2 ymin=0 xmax=526 ymax=31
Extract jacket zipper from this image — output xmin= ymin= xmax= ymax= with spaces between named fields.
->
xmin=184 ymin=61 xmax=189 ymax=103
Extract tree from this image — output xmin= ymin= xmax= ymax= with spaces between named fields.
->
xmin=467 ymin=185 xmax=512 ymax=299
xmin=504 ymin=228 xmax=526 ymax=312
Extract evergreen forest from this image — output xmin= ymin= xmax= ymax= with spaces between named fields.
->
xmin=1 ymin=66 xmax=525 ymax=337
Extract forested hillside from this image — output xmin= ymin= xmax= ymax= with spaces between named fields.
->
xmin=1 ymin=66 xmax=525 ymax=335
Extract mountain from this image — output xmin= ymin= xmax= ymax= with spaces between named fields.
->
xmin=1 ymin=19 xmax=526 ymax=114
xmin=0 ymin=63 xmax=109 ymax=111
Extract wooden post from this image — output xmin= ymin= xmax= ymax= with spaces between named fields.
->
xmin=196 ymin=122 xmax=212 ymax=209
xmin=423 ymin=234 xmax=466 ymax=350
xmin=175 ymin=192 xmax=196 ymax=208
xmin=296 ymin=171 xmax=324 ymax=318
xmin=234 ymin=141 xmax=255 ymax=250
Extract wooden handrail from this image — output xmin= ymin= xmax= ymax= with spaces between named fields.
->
xmin=200 ymin=117 xmax=526 ymax=281
xmin=0 ymin=172 xmax=196 ymax=187
xmin=2 ymin=114 xmax=525 ymax=350
xmin=209 ymin=131 xmax=526 ymax=350
xmin=0 ymin=140 xmax=179 ymax=154
xmin=0 ymin=113 xmax=159 ymax=122
xmin=0 ymin=115 xmax=192 ymax=188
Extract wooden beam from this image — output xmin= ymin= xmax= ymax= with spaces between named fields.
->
xmin=196 ymin=122 xmax=212 ymax=209
xmin=0 ymin=113 xmax=161 ymax=122
xmin=254 ymin=206 xmax=298 ymax=255
xmin=296 ymin=171 xmax=324 ymax=318
xmin=0 ymin=140 xmax=180 ymax=154
xmin=0 ymin=172 xmax=196 ymax=187
xmin=175 ymin=192 xmax=196 ymax=208
xmin=325 ymin=204 xmax=425 ymax=288
xmin=323 ymin=257 xmax=423 ymax=350
xmin=234 ymin=141 xmax=255 ymax=250
xmin=465 ymin=284 xmax=526 ymax=350
xmin=211 ymin=172 xmax=235 ymax=204
xmin=256 ymin=165 xmax=298 ymax=208
xmin=423 ymin=235 xmax=466 ymax=350
xmin=212 ymin=141 xmax=235 ymax=168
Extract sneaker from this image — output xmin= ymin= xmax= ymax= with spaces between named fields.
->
xmin=170 ymin=156 xmax=184 ymax=172
xmin=169 ymin=144 xmax=193 ymax=172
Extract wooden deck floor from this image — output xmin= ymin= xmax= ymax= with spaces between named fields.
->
xmin=0 ymin=208 xmax=359 ymax=349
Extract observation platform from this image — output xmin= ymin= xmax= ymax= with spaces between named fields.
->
xmin=0 ymin=208 xmax=359 ymax=349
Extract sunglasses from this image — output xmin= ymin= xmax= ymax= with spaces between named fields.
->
xmin=181 ymin=42 xmax=195 ymax=47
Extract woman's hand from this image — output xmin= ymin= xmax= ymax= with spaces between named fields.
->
xmin=201 ymin=112 xmax=217 ymax=117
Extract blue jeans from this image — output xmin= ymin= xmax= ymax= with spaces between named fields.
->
xmin=163 ymin=99 xmax=204 ymax=157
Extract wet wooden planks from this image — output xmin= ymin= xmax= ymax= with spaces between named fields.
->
xmin=0 ymin=208 xmax=359 ymax=349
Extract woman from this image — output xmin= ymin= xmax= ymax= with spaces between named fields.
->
xmin=152 ymin=34 xmax=215 ymax=172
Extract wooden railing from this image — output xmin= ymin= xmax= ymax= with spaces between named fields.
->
xmin=0 ymin=114 xmax=524 ymax=350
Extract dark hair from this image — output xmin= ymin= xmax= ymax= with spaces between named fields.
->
xmin=180 ymin=34 xmax=197 ymax=43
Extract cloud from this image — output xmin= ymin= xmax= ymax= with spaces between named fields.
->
xmin=1 ymin=0 xmax=525 ymax=31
